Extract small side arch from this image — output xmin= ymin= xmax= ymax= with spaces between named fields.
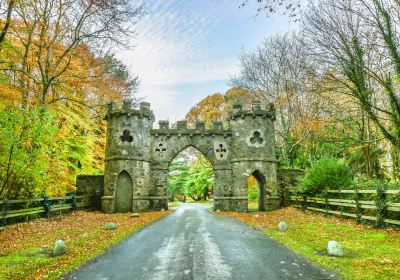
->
xmin=115 ymin=170 xmax=133 ymax=213
xmin=249 ymin=170 xmax=266 ymax=211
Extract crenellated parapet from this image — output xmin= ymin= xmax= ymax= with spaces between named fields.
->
xmin=105 ymin=100 xmax=154 ymax=120
xmin=228 ymin=102 xmax=275 ymax=121
xmin=151 ymin=120 xmax=231 ymax=137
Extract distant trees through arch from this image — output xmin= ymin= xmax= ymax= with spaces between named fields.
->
xmin=167 ymin=146 xmax=214 ymax=204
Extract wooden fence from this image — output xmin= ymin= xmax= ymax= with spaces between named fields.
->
xmin=0 ymin=194 xmax=91 ymax=230
xmin=289 ymin=189 xmax=400 ymax=227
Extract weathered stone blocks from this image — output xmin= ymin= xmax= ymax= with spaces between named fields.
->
xmin=89 ymin=101 xmax=280 ymax=213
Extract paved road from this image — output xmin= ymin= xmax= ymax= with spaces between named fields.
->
xmin=65 ymin=204 xmax=338 ymax=280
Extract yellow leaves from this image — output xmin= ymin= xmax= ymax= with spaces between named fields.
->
xmin=186 ymin=93 xmax=225 ymax=127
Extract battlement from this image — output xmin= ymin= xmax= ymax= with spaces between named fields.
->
xmin=105 ymin=100 xmax=154 ymax=119
xmin=151 ymin=120 xmax=231 ymax=136
xmin=228 ymin=102 xmax=275 ymax=120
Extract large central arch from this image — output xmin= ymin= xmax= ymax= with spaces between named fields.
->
xmin=167 ymin=145 xmax=214 ymax=203
xmin=149 ymin=127 xmax=230 ymax=210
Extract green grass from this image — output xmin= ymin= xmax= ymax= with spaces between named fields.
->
xmin=218 ymin=207 xmax=400 ymax=280
xmin=186 ymin=199 xmax=212 ymax=204
xmin=168 ymin=201 xmax=181 ymax=207
xmin=0 ymin=211 xmax=169 ymax=279
xmin=247 ymin=200 xmax=258 ymax=211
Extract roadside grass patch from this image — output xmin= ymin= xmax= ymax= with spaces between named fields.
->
xmin=0 ymin=210 xmax=169 ymax=279
xmin=168 ymin=201 xmax=181 ymax=207
xmin=247 ymin=201 xmax=258 ymax=211
xmin=217 ymin=207 xmax=400 ymax=280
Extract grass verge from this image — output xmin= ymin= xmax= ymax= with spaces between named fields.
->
xmin=217 ymin=207 xmax=400 ymax=280
xmin=0 ymin=210 xmax=169 ymax=279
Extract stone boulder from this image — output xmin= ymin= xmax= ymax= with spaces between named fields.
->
xmin=53 ymin=240 xmax=66 ymax=256
xmin=278 ymin=221 xmax=288 ymax=231
xmin=131 ymin=213 xmax=140 ymax=218
xmin=106 ymin=223 xmax=117 ymax=230
xmin=327 ymin=241 xmax=344 ymax=257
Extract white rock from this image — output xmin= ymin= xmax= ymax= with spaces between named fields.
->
xmin=131 ymin=213 xmax=140 ymax=218
xmin=106 ymin=223 xmax=117 ymax=230
xmin=53 ymin=240 xmax=66 ymax=256
xmin=327 ymin=240 xmax=344 ymax=257
xmin=278 ymin=221 xmax=289 ymax=231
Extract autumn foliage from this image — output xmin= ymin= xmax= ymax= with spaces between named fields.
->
xmin=0 ymin=0 xmax=143 ymax=198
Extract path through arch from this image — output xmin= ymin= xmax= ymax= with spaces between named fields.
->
xmin=167 ymin=146 xmax=214 ymax=206
xmin=247 ymin=170 xmax=266 ymax=211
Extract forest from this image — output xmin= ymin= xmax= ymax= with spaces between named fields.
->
xmin=1 ymin=0 xmax=400 ymax=201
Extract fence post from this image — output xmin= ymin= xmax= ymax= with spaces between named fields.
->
xmin=69 ymin=193 xmax=77 ymax=211
xmin=376 ymin=186 xmax=386 ymax=228
xmin=1 ymin=198 xmax=8 ymax=227
xmin=324 ymin=190 xmax=329 ymax=216
xmin=339 ymin=189 xmax=344 ymax=218
xmin=355 ymin=189 xmax=362 ymax=224
xmin=301 ymin=194 xmax=308 ymax=211
xmin=41 ymin=195 xmax=51 ymax=218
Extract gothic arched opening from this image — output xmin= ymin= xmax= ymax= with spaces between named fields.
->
xmin=114 ymin=171 xmax=133 ymax=212
xmin=247 ymin=170 xmax=265 ymax=211
xmin=167 ymin=146 xmax=214 ymax=206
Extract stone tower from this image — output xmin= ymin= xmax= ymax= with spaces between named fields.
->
xmin=228 ymin=102 xmax=280 ymax=211
xmin=101 ymin=100 xmax=154 ymax=213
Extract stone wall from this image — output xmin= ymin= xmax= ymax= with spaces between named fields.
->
xmin=277 ymin=168 xmax=303 ymax=206
xmin=76 ymin=175 xmax=104 ymax=210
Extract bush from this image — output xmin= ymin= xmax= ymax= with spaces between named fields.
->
xmin=353 ymin=179 xmax=400 ymax=190
xmin=299 ymin=157 xmax=353 ymax=194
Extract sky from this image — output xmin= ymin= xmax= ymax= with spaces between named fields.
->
xmin=117 ymin=0 xmax=295 ymax=123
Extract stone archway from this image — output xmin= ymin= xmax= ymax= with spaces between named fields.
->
xmin=167 ymin=145 xmax=214 ymax=203
xmin=99 ymin=101 xmax=280 ymax=213
xmin=249 ymin=170 xmax=266 ymax=211
xmin=114 ymin=171 xmax=133 ymax=212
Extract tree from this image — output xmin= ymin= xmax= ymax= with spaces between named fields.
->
xmin=0 ymin=0 xmax=143 ymax=198
xmin=185 ymin=156 xmax=214 ymax=201
xmin=232 ymin=33 xmax=316 ymax=167
xmin=303 ymin=0 xmax=400 ymax=178
xmin=168 ymin=161 xmax=189 ymax=202
xmin=1 ymin=0 xmax=144 ymax=107
xmin=240 ymin=0 xmax=300 ymax=19
xmin=0 ymin=107 xmax=57 ymax=198
xmin=185 ymin=93 xmax=225 ymax=128
xmin=185 ymin=87 xmax=257 ymax=128
xmin=0 ymin=0 xmax=15 ymax=47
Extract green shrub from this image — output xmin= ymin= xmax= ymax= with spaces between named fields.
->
xmin=354 ymin=179 xmax=400 ymax=190
xmin=299 ymin=157 xmax=353 ymax=194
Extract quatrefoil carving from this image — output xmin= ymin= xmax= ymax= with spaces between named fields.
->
xmin=214 ymin=141 xmax=228 ymax=160
xmin=155 ymin=142 xmax=167 ymax=158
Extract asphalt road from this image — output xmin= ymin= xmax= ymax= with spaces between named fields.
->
xmin=64 ymin=203 xmax=338 ymax=280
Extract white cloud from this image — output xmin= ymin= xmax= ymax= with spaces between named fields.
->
xmin=118 ymin=0 xmax=237 ymax=86
xmin=116 ymin=0 xmax=292 ymax=120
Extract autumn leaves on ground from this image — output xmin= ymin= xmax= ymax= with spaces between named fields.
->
xmin=0 ymin=211 xmax=168 ymax=279
xmin=218 ymin=207 xmax=400 ymax=280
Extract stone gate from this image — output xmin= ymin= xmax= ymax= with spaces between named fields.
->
xmin=100 ymin=100 xmax=280 ymax=213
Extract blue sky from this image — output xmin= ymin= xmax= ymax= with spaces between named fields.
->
xmin=117 ymin=0 xmax=295 ymax=123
